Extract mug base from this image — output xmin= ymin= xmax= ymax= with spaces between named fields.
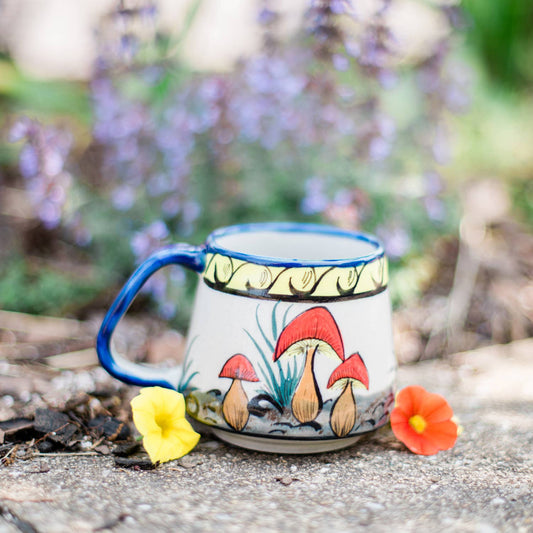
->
xmin=211 ymin=429 xmax=361 ymax=454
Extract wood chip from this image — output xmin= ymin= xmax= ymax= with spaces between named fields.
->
xmin=0 ymin=310 xmax=86 ymax=342
xmin=0 ymin=418 xmax=34 ymax=443
xmin=112 ymin=442 xmax=142 ymax=457
xmin=88 ymin=416 xmax=130 ymax=441
xmin=33 ymin=409 xmax=78 ymax=445
xmin=114 ymin=457 xmax=158 ymax=470
xmin=44 ymin=348 xmax=99 ymax=369
xmin=275 ymin=476 xmax=299 ymax=486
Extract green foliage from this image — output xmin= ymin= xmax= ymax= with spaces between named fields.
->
xmin=462 ymin=0 xmax=533 ymax=88
xmin=0 ymin=257 xmax=108 ymax=316
xmin=511 ymin=180 xmax=533 ymax=228
xmin=0 ymin=58 xmax=90 ymax=122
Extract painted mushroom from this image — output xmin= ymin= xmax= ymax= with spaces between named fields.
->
xmin=327 ymin=352 xmax=369 ymax=437
xmin=273 ymin=307 xmax=344 ymax=424
xmin=219 ymin=354 xmax=259 ymax=431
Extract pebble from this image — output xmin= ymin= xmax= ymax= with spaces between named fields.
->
xmin=137 ymin=504 xmax=152 ymax=512
xmin=365 ymin=502 xmax=385 ymax=512
xmin=276 ymin=476 xmax=297 ymax=486
xmin=80 ymin=439 xmax=93 ymax=450
xmin=1 ymin=395 xmax=15 ymax=407
xmin=178 ymin=455 xmax=203 ymax=469
xmin=199 ymin=440 xmax=223 ymax=450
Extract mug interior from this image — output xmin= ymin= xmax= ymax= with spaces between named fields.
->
xmin=207 ymin=223 xmax=382 ymax=265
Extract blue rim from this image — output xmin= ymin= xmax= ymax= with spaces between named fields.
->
xmin=205 ymin=222 xmax=385 ymax=268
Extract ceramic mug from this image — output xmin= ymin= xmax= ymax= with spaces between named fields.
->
xmin=97 ymin=222 xmax=396 ymax=454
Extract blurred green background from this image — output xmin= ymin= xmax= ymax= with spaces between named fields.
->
xmin=0 ymin=0 xmax=531 ymax=357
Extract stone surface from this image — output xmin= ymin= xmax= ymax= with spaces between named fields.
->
xmin=1 ymin=339 xmax=532 ymax=533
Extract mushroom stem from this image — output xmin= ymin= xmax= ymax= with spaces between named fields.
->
xmin=222 ymin=379 xmax=250 ymax=431
xmin=330 ymin=382 xmax=357 ymax=438
xmin=291 ymin=345 xmax=322 ymax=423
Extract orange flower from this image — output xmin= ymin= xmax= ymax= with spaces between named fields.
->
xmin=390 ymin=385 xmax=458 ymax=456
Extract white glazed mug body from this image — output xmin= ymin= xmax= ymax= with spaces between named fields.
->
xmin=97 ymin=223 xmax=396 ymax=453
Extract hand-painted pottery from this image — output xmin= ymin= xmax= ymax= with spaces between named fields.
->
xmin=97 ymin=222 xmax=396 ymax=453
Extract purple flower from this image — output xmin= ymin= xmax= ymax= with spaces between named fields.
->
xmin=424 ymin=196 xmax=446 ymax=222
xmin=257 ymin=8 xmax=278 ymax=26
xmin=131 ymin=220 xmax=169 ymax=262
xmin=111 ymin=185 xmax=136 ymax=210
xmin=19 ymin=144 xmax=39 ymax=178
xmin=9 ymin=118 xmax=73 ymax=229
xmin=329 ymin=0 xmax=353 ymax=16
xmin=377 ymin=225 xmax=411 ymax=260
xmin=332 ymin=54 xmax=350 ymax=72
xmin=423 ymin=171 xmax=446 ymax=222
xmin=368 ymin=137 xmax=391 ymax=161
xmin=8 ymin=117 xmax=33 ymax=143
xmin=301 ymin=177 xmax=329 ymax=215
xmin=431 ymin=125 xmax=451 ymax=165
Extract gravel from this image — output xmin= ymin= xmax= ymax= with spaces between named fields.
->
xmin=1 ymin=339 xmax=532 ymax=533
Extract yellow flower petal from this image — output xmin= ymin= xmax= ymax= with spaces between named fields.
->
xmin=172 ymin=418 xmax=202 ymax=451
xmin=451 ymin=415 xmax=464 ymax=436
xmin=142 ymin=419 xmax=200 ymax=463
xmin=130 ymin=387 xmax=200 ymax=464
xmin=140 ymin=387 xmax=186 ymax=418
xmin=131 ymin=405 xmax=160 ymax=436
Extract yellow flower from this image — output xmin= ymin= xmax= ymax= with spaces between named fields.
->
xmin=131 ymin=387 xmax=200 ymax=464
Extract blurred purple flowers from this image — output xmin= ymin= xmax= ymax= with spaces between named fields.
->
xmin=8 ymin=0 xmax=468 ymax=315
xmin=130 ymin=220 xmax=179 ymax=317
xmin=9 ymin=117 xmax=73 ymax=230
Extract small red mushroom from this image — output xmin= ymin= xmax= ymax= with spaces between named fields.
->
xmin=219 ymin=354 xmax=259 ymax=431
xmin=273 ymin=307 xmax=344 ymax=424
xmin=327 ymin=352 xmax=369 ymax=437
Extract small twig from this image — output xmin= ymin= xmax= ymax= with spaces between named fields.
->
xmin=1 ymin=445 xmax=19 ymax=466
xmin=0 ymin=496 xmax=54 ymax=503
xmin=33 ymin=422 xmax=74 ymax=447
xmin=89 ymin=437 xmax=106 ymax=451
xmin=32 ymin=451 xmax=99 ymax=457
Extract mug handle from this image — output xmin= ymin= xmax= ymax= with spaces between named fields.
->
xmin=96 ymin=244 xmax=206 ymax=390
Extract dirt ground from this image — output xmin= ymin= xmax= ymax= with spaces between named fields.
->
xmin=1 ymin=339 xmax=532 ymax=532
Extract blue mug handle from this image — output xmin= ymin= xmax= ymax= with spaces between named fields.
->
xmin=96 ymin=244 xmax=206 ymax=390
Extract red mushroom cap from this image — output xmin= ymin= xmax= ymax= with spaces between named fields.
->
xmin=219 ymin=354 xmax=259 ymax=382
xmin=273 ymin=307 xmax=344 ymax=362
xmin=327 ymin=352 xmax=369 ymax=390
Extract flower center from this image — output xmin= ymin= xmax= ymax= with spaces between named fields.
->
xmin=408 ymin=414 xmax=427 ymax=434
xmin=155 ymin=413 xmax=172 ymax=438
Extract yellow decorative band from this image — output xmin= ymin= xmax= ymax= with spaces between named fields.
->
xmin=202 ymin=253 xmax=388 ymax=301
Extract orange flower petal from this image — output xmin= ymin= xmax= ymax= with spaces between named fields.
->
xmin=418 ymin=392 xmax=454 ymax=424
xmin=407 ymin=432 xmax=441 ymax=455
xmin=422 ymin=420 xmax=458 ymax=451
xmin=395 ymin=385 xmax=425 ymax=416
xmin=390 ymin=411 xmax=412 ymax=442
xmin=390 ymin=413 xmax=440 ymax=455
